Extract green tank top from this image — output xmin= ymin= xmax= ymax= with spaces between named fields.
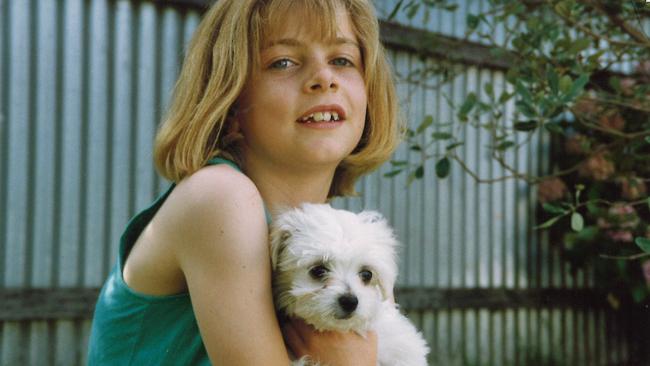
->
xmin=87 ymin=157 xmax=270 ymax=365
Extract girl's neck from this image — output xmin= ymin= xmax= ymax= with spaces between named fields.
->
xmin=242 ymin=158 xmax=336 ymax=212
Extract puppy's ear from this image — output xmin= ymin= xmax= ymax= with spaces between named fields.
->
xmin=270 ymin=230 xmax=291 ymax=270
xmin=377 ymin=271 xmax=396 ymax=301
xmin=358 ymin=210 xmax=386 ymax=224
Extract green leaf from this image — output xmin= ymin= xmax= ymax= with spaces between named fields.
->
xmin=416 ymin=115 xmax=434 ymax=134
xmin=609 ymin=76 xmax=621 ymax=92
xmin=496 ymin=141 xmax=516 ymax=151
xmin=559 ymin=75 xmax=573 ymax=94
xmin=384 ymin=169 xmax=403 ymax=178
xmin=446 ymin=142 xmax=464 ymax=151
xmin=544 ymin=122 xmax=564 ymax=135
xmin=387 ymin=0 xmax=405 ymax=21
xmin=407 ymin=165 xmax=424 ymax=185
xmin=415 ymin=165 xmax=424 ymax=178
xmin=514 ymin=120 xmax=538 ymax=132
xmin=458 ymin=92 xmax=478 ymax=120
xmin=444 ymin=4 xmax=459 ymax=11
xmin=587 ymin=50 xmax=606 ymax=65
xmin=390 ymin=160 xmax=408 ymax=166
xmin=483 ymin=82 xmax=494 ymax=97
xmin=515 ymin=101 xmax=537 ymax=118
xmin=435 ymin=157 xmax=451 ymax=178
xmin=554 ymin=1 xmax=571 ymax=17
xmin=632 ymin=285 xmax=648 ymax=304
xmin=635 ymin=237 xmax=650 ymax=253
xmin=406 ymin=3 xmax=420 ymax=19
xmin=571 ymin=212 xmax=584 ymax=231
xmin=565 ymin=74 xmax=589 ymax=101
xmin=645 ymin=136 xmax=650 ymax=144
xmin=543 ymin=203 xmax=567 ymax=215
xmin=576 ymin=226 xmax=598 ymax=241
xmin=547 ymin=67 xmax=559 ymax=95
xmin=568 ymin=38 xmax=591 ymax=55
xmin=432 ymin=132 xmax=453 ymax=140
xmin=586 ymin=201 xmax=599 ymax=215
xmin=535 ymin=215 xmax=564 ymax=229
xmin=467 ymin=14 xmax=481 ymax=31
xmin=515 ymin=81 xmax=533 ymax=104
xmin=499 ymin=91 xmax=513 ymax=103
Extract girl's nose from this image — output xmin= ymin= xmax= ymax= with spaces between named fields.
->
xmin=304 ymin=63 xmax=338 ymax=93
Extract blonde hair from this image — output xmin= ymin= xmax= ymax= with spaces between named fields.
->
xmin=154 ymin=0 xmax=403 ymax=197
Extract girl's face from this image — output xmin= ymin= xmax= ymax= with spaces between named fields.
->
xmin=237 ymin=7 xmax=367 ymax=172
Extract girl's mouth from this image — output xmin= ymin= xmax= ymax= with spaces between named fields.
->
xmin=298 ymin=111 xmax=341 ymax=123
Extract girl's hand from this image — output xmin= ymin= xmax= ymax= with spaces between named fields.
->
xmin=282 ymin=318 xmax=378 ymax=366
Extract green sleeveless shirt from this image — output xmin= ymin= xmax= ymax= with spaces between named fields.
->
xmin=88 ymin=157 xmax=269 ymax=365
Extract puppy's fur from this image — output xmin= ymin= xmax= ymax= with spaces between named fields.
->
xmin=270 ymin=203 xmax=429 ymax=366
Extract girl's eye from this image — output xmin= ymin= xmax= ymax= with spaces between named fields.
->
xmin=269 ymin=58 xmax=296 ymax=69
xmin=309 ymin=265 xmax=329 ymax=280
xmin=331 ymin=57 xmax=354 ymax=67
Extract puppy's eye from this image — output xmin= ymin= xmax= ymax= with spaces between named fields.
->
xmin=309 ymin=265 xmax=328 ymax=280
xmin=359 ymin=269 xmax=373 ymax=284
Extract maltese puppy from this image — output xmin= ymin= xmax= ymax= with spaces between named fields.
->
xmin=270 ymin=203 xmax=430 ymax=366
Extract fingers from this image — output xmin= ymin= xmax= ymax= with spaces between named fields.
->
xmin=289 ymin=318 xmax=313 ymax=334
xmin=282 ymin=320 xmax=306 ymax=355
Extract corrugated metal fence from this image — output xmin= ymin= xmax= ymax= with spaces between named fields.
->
xmin=0 ymin=0 xmax=644 ymax=365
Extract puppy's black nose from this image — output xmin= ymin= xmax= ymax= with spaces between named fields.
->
xmin=338 ymin=294 xmax=358 ymax=313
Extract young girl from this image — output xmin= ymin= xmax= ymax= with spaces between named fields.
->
xmin=87 ymin=0 xmax=402 ymax=364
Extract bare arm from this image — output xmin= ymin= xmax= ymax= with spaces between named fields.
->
xmin=159 ymin=167 xmax=290 ymax=365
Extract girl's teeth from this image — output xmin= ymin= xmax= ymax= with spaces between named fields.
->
xmin=300 ymin=111 xmax=341 ymax=122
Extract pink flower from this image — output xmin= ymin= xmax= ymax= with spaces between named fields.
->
xmin=619 ymin=78 xmax=636 ymax=96
xmin=606 ymin=230 xmax=633 ymax=242
xmin=606 ymin=203 xmax=640 ymax=229
xmin=598 ymin=111 xmax=625 ymax=131
xmin=597 ymin=217 xmax=612 ymax=229
xmin=617 ymin=176 xmax=647 ymax=201
xmin=578 ymin=151 xmax=615 ymax=181
xmin=573 ymin=97 xmax=601 ymax=118
xmin=537 ymin=177 xmax=568 ymax=204
xmin=636 ymin=60 xmax=650 ymax=76
xmin=564 ymin=134 xmax=590 ymax=155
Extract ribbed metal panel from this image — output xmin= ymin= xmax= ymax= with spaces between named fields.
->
xmin=0 ymin=0 xmax=639 ymax=365
xmin=0 ymin=1 xmax=200 ymax=364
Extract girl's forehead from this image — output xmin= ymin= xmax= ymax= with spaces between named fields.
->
xmin=259 ymin=1 xmax=354 ymax=46
xmin=261 ymin=10 xmax=356 ymax=49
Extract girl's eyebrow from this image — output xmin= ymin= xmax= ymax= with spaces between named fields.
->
xmin=263 ymin=37 xmax=359 ymax=50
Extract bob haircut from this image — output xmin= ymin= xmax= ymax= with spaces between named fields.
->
xmin=154 ymin=0 xmax=403 ymax=197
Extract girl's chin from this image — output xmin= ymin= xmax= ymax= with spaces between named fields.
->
xmin=294 ymin=143 xmax=358 ymax=165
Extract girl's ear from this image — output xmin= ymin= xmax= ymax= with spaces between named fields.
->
xmin=221 ymin=118 xmax=244 ymax=146
xmin=270 ymin=229 xmax=291 ymax=270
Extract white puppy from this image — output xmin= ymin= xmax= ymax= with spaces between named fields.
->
xmin=270 ymin=203 xmax=430 ymax=366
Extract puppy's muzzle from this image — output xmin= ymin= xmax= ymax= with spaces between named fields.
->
xmin=337 ymin=294 xmax=358 ymax=315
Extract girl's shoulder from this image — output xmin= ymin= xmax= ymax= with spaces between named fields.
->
xmin=155 ymin=163 xmax=267 ymax=244
xmin=174 ymin=163 xmax=261 ymax=212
